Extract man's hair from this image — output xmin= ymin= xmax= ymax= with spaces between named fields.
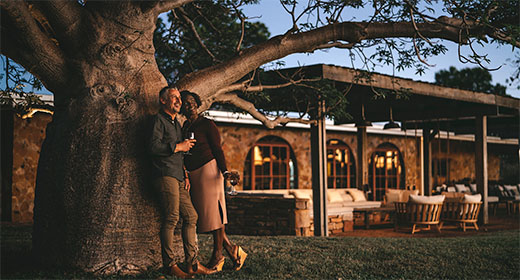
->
xmin=159 ymin=86 xmax=178 ymax=99
xmin=180 ymin=90 xmax=202 ymax=107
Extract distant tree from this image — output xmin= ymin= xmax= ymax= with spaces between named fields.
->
xmin=435 ymin=66 xmax=508 ymax=95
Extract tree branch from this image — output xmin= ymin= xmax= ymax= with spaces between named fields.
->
xmin=177 ymin=17 xmax=485 ymax=96
xmin=177 ymin=6 xmax=218 ymax=62
xmin=155 ymin=0 xmax=194 ymax=15
xmin=214 ymin=92 xmax=314 ymax=129
xmin=32 ymin=0 xmax=84 ymax=54
xmin=214 ymin=77 xmax=321 ymax=96
xmin=1 ymin=1 xmax=67 ymax=94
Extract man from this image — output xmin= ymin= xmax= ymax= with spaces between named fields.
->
xmin=149 ymin=87 xmax=216 ymax=278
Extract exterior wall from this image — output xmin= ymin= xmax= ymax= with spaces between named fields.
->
xmin=11 ymin=113 xmax=52 ymax=222
xmin=219 ymin=123 xmax=421 ymax=192
xmin=5 ymin=112 xmax=515 ymax=223
xmin=431 ymin=139 xmax=501 ymax=185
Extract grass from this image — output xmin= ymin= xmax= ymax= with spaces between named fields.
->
xmin=1 ymin=224 xmax=519 ymax=279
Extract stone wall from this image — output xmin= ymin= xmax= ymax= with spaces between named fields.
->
xmin=4 ymin=113 xmax=515 ymax=223
xmin=11 ymin=113 xmax=52 ymax=222
xmin=225 ymin=194 xmax=312 ymax=236
xmin=219 ymin=123 xmax=421 ymax=191
xmin=431 ymin=138 xmax=502 ymax=185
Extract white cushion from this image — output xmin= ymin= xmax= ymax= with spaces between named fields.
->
xmin=504 ymin=185 xmax=520 ymax=196
xmin=463 ymin=194 xmax=482 ymax=203
xmin=385 ymin=192 xmax=401 ymax=205
xmin=290 ymin=189 xmax=312 ymax=200
xmin=469 ymin=184 xmax=477 ymax=193
xmin=339 ymin=192 xmax=353 ymax=202
xmin=409 ymin=194 xmax=445 ymax=204
xmin=327 ymin=190 xmax=344 ymax=203
xmin=447 ymin=186 xmax=456 ymax=192
xmin=345 ymin=188 xmax=367 ymax=202
xmin=454 ymin=184 xmax=466 ymax=192
xmin=488 ymin=196 xmax=499 ymax=203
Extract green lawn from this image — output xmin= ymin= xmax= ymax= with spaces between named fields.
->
xmin=1 ymin=224 xmax=519 ymax=279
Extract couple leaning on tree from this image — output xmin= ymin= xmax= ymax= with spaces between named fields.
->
xmin=149 ymin=87 xmax=246 ymax=278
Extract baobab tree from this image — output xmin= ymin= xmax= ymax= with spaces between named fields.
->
xmin=1 ymin=0 xmax=518 ymax=274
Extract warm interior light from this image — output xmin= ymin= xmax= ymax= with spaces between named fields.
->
xmin=253 ymin=146 xmax=263 ymax=166
xmin=335 ymin=149 xmax=342 ymax=162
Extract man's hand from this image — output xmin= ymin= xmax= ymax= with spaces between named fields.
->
xmin=174 ymin=139 xmax=196 ymax=153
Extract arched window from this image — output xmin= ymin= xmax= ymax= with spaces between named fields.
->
xmin=243 ymin=136 xmax=297 ymax=190
xmin=368 ymin=143 xmax=405 ymax=201
xmin=327 ymin=139 xmax=356 ymax=189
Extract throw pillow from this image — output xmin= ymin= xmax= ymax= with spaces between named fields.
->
xmin=327 ymin=190 xmax=344 ymax=203
xmin=463 ymin=194 xmax=482 ymax=203
xmin=469 ymin=184 xmax=477 ymax=193
xmin=454 ymin=184 xmax=466 ymax=192
xmin=385 ymin=192 xmax=401 ymax=206
xmin=409 ymin=194 xmax=445 ymax=204
xmin=346 ymin=188 xmax=367 ymax=202
xmin=400 ymin=190 xmax=419 ymax=202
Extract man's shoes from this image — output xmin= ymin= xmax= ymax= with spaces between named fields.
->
xmin=165 ymin=263 xmax=194 ymax=279
xmin=187 ymin=261 xmax=218 ymax=275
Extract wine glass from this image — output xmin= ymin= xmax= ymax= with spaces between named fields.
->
xmin=226 ymin=171 xmax=239 ymax=195
xmin=185 ymin=132 xmax=195 ymax=155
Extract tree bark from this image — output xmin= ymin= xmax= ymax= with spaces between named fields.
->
xmin=30 ymin=3 xmax=181 ymax=274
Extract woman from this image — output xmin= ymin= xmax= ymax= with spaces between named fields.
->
xmin=180 ymin=90 xmax=247 ymax=272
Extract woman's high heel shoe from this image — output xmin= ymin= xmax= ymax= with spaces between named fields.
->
xmin=208 ymin=256 xmax=225 ymax=272
xmin=230 ymin=246 xmax=247 ymax=271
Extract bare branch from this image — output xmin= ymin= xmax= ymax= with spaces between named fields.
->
xmin=214 ymin=92 xmax=314 ymax=129
xmin=177 ymin=6 xmax=218 ymax=62
xmin=1 ymin=1 xmax=67 ymax=94
xmin=231 ymin=3 xmax=246 ymax=52
xmin=412 ymin=35 xmax=435 ymax=67
xmin=214 ymin=77 xmax=321 ymax=96
xmin=155 ymin=0 xmax=194 ymax=15
xmin=309 ymin=41 xmax=356 ymax=52
xmin=178 ymin=16 xmax=510 ymax=98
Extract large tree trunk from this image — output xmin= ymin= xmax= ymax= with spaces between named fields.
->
xmin=32 ymin=4 xmax=183 ymax=274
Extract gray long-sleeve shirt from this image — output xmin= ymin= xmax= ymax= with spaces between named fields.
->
xmin=149 ymin=110 xmax=185 ymax=181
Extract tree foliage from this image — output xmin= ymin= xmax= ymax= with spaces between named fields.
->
xmin=153 ymin=0 xmax=270 ymax=84
xmin=435 ymin=66 xmax=507 ymax=95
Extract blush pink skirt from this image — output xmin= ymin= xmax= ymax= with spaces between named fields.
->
xmin=189 ymin=159 xmax=227 ymax=233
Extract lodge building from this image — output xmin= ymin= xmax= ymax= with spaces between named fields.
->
xmin=2 ymin=65 xmax=519 ymax=225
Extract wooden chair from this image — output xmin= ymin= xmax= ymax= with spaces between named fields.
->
xmin=441 ymin=202 xmax=482 ymax=231
xmin=394 ymin=202 xmax=444 ymax=234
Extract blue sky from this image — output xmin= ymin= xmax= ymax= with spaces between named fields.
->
xmin=242 ymin=1 xmax=519 ymax=98
xmin=1 ymin=1 xmax=518 ymax=98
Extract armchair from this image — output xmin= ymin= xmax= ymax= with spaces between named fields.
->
xmin=394 ymin=195 xmax=445 ymax=235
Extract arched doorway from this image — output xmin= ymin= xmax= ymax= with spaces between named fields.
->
xmin=327 ymin=139 xmax=356 ymax=189
xmin=243 ymin=136 xmax=297 ymax=190
xmin=368 ymin=143 xmax=405 ymax=201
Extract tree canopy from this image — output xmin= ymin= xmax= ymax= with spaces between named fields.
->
xmin=435 ymin=66 xmax=508 ymax=95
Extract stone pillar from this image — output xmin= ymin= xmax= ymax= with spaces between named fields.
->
xmin=310 ymin=101 xmax=328 ymax=237
xmin=475 ymin=115 xmax=488 ymax=224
